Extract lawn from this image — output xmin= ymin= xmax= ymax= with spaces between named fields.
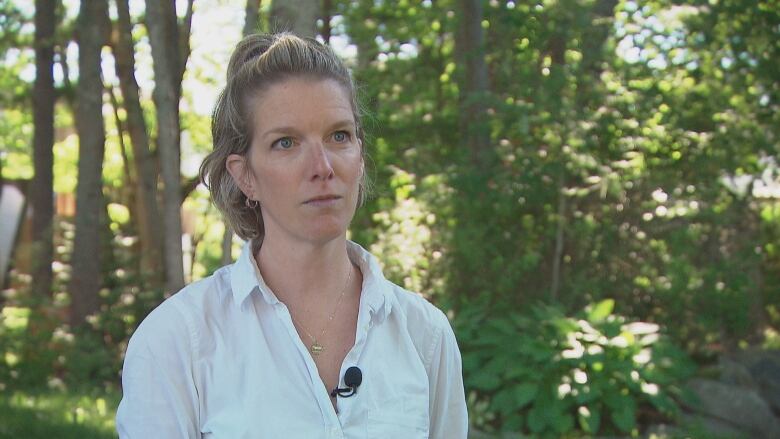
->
xmin=0 ymin=388 xmax=120 ymax=439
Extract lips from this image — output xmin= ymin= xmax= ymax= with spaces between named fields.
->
xmin=304 ymin=194 xmax=341 ymax=204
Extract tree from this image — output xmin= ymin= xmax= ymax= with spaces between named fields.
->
xmin=321 ymin=0 xmax=332 ymax=43
xmin=31 ymin=0 xmax=56 ymax=298
xmin=111 ymin=0 xmax=164 ymax=286
xmin=270 ymin=0 xmax=317 ymax=38
xmin=144 ymin=0 xmax=194 ymax=293
xmin=455 ymin=0 xmax=490 ymax=167
xmin=449 ymin=0 xmax=496 ymax=302
xmin=243 ymin=0 xmax=261 ymax=36
xmin=69 ymin=0 xmax=107 ymax=326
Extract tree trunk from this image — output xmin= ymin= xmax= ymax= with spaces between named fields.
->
xmin=178 ymin=0 xmax=195 ymax=85
xmin=551 ymin=172 xmax=567 ymax=301
xmin=107 ymin=86 xmax=134 ymax=209
xmin=69 ymin=0 xmax=107 ymax=327
xmin=455 ymin=0 xmax=491 ymax=168
xmin=56 ymin=43 xmax=74 ymax=104
xmin=31 ymin=0 xmax=56 ymax=298
xmin=243 ymin=0 xmax=261 ymax=36
xmin=270 ymin=0 xmax=318 ymax=38
xmin=145 ymin=0 xmax=189 ymax=293
xmin=450 ymin=0 xmax=493 ymax=301
xmin=321 ymin=0 xmax=332 ymax=43
xmin=112 ymin=0 xmax=164 ymax=287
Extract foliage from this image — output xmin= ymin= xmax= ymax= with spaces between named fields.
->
xmin=0 ymin=389 xmax=119 ymax=439
xmin=0 ymin=0 xmax=779 ymax=435
xmin=335 ymin=0 xmax=780 ymax=366
xmin=367 ymin=167 xmax=452 ymax=297
xmin=457 ymin=299 xmax=695 ymax=436
xmin=0 ymin=217 xmax=166 ymax=393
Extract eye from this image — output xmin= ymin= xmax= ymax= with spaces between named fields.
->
xmin=272 ymin=137 xmax=295 ymax=150
xmin=332 ymin=130 xmax=351 ymax=143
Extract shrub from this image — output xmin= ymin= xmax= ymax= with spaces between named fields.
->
xmin=457 ymin=299 xmax=695 ymax=436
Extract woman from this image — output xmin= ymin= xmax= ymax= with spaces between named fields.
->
xmin=116 ymin=32 xmax=468 ymax=438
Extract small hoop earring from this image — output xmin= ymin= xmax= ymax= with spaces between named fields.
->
xmin=245 ymin=197 xmax=259 ymax=209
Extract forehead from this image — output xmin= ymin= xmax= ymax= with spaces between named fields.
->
xmin=251 ymin=77 xmax=355 ymax=128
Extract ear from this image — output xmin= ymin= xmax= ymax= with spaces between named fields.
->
xmin=226 ymin=154 xmax=256 ymax=198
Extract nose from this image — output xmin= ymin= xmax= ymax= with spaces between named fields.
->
xmin=308 ymin=141 xmax=334 ymax=181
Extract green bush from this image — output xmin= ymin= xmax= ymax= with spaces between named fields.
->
xmin=0 ymin=217 xmax=166 ymax=394
xmin=0 ymin=389 xmax=119 ymax=438
xmin=457 ymin=299 xmax=695 ymax=436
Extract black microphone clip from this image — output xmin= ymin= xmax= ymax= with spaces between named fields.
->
xmin=330 ymin=366 xmax=362 ymax=398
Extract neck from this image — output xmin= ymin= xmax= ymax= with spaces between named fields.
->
xmin=255 ymin=233 xmax=354 ymax=309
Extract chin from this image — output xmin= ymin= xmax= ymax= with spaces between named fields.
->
xmin=302 ymin=222 xmax=350 ymax=244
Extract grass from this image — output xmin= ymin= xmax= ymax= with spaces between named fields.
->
xmin=0 ymin=388 xmax=120 ymax=439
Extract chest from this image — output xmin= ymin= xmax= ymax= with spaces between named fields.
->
xmin=305 ymin=302 xmax=360 ymax=411
xmin=195 ymin=304 xmax=432 ymax=438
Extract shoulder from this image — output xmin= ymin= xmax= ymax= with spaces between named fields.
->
xmin=347 ymin=240 xmax=457 ymax=365
xmin=127 ymin=266 xmax=234 ymax=358
xmin=389 ymin=283 xmax=451 ymax=335
xmin=384 ymin=282 xmax=456 ymax=367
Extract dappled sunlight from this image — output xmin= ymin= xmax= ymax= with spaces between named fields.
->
xmin=1 ymin=0 xmax=778 ymax=437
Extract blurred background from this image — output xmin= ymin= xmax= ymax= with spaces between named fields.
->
xmin=1 ymin=0 xmax=779 ymax=437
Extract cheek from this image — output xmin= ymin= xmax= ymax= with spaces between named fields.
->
xmin=264 ymin=170 xmax=292 ymax=186
xmin=343 ymin=151 xmax=363 ymax=181
xmin=254 ymin=166 xmax=294 ymax=201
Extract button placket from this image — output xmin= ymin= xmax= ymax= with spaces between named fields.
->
xmin=333 ymin=308 xmax=375 ymax=427
xmin=273 ymin=303 xmax=339 ymax=426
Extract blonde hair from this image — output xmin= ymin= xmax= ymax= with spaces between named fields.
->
xmin=199 ymin=33 xmax=370 ymax=242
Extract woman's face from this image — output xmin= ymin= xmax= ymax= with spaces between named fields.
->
xmin=227 ymin=77 xmax=363 ymax=246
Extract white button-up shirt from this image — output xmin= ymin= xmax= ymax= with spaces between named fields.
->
xmin=116 ymin=239 xmax=468 ymax=438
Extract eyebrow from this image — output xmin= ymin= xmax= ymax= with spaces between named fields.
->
xmin=261 ymin=119 xmax=356 ymax=139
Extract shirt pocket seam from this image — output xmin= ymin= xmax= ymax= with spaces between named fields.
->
xmin=366 ymin=395 xmax=429 ymax=437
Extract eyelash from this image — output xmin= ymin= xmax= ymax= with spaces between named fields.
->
xmin=270 ymin=131 xmax=352 ymax=150
xmin=332 ymin=130 xmax=352 ymax=143
xmin=271 ymin=137 xmax=295 ymax=150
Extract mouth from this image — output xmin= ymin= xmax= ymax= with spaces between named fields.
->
xmin=304 ymin=195 xmax=341 ymax=204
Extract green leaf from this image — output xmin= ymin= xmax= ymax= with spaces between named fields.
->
xmin=527 ymin=405 xmax=547 ymax=433
xmin=491 ymin=388 xmax=517 ymax=416
xmin=610 ymin=398 xmax=636 ymax=433
xmin=587 ymin=299 xmax=615 ymax=322
xmin=503 ymin=364 xmax=531 ymax=380
xmin=487 ymin=318 xmax=516 ymax=335
xmin=648 ymin=393 xmax=677 ymax=415
xmin=552 ymin=413 xmax=575 ymax=434
xmin=471 ymin=369 xmax=502 ymax=391
xmin=461 ymin=353 xmax=481 ymax=372
xmin=574 ymin=386 xmax=599 ymax=405
xmin=503 ymin=413 xmax=524 ymax=431
xmin=514 ymin=382 xmax=539 ymax=408
xmin=577 ymin=405 xmax=602 ymax=433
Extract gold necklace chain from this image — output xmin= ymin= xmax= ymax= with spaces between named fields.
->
xmin=289 ymin=263 xmax=352 ymax=357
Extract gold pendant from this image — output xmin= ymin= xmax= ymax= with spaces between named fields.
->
xmin=311 ymin=342 xmax=324 ymax=356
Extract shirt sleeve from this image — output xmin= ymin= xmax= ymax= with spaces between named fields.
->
xmin=116 ymin=298 xmax=200 ymax=438
xmin=425 ymin=309 xmax=469 ymax=439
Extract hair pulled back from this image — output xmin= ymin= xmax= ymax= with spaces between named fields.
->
xmin=199 ymin=32 xmax=369 ymax=242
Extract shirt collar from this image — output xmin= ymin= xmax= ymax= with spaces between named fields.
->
xmin=229 ymin=239 xmax=393 ymax=323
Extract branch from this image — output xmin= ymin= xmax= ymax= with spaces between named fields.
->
xmin=180 ymin=175 xmax=200 ymax=202
xmin=56 ymin=43 xmax=75 ymax=105
xmin=178 ymin=0 xmax=195 ymax=84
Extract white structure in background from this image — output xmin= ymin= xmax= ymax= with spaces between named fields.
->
xmin=0 ymin=184 xmax=26 ymax=289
